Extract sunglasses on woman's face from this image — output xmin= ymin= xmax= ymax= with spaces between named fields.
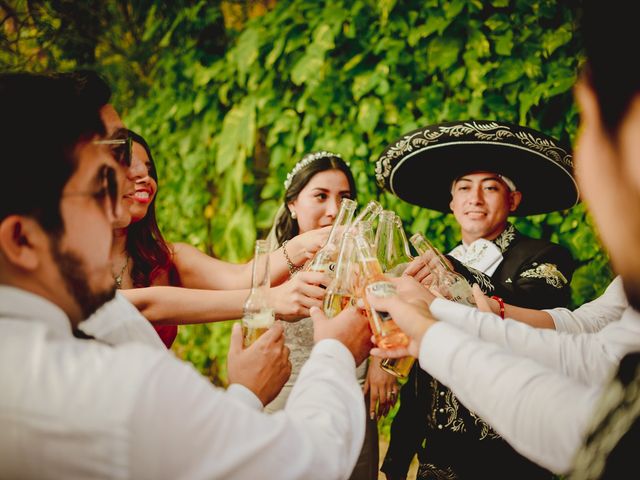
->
xmin=93 ymin=130 xmax=132 ymax=168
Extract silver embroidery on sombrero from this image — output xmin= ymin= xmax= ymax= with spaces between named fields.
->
xmin=375 ymin=128 xmax=445 ymax=187
xmin=515 ymin=131 xmax=573 ymax=168
xmin=375 ymin=121 xmax=573 ymax=188
xmin=520 ymin=263 xmax=568 ymax=288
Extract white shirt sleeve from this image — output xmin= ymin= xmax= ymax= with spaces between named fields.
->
xmin=546 ymin=276 xmax=628 ymax=333
xmin=430 ymin=298 xmax=640 ymax=386
xmin=129 ymin=338 xmax=365 ymax=480
xmin=419 ymin=322 xmax=602 ymax=474
xmin=79 ymin=293 xmax=166 ymax=350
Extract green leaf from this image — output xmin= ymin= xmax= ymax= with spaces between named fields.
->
xmin=542 ymin=24 xmax=573 ymax=57
xmin=493 ymin=58 xmax=524 ymax=86
xmin=427 ymin=37 xmax=462 ymax=71
xmin=352 ymin=71 xmax=380 ymax=101
xmin=443 ymin=0 xmax=466 ymax=19
xmin=233 ymin=28 xmax=260 ymax=86
xmin=265 ymin=36 xmax=286 ymax=68
xmin=357 ymin=96 xmax=383 ymax=134
xmin=216 ymin=98 xmax=256 ymax=174
xmin=494 ymin=30 xmax=514 ymax=56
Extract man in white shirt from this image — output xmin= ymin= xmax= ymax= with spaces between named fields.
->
xmin=0 ymin=73 xmax=371 ymax=479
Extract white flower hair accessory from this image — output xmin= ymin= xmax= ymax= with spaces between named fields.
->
xmin=283 ymin=151 xmax=350 ymax=191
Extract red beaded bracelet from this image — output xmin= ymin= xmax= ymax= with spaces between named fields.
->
xmin=490 ymin=295 xmax=505 ymax=319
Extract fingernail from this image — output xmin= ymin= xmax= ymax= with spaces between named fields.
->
xmin=366 ymin=282 xmax=397 ymax=298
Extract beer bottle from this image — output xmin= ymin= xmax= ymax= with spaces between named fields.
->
xmin=242 ymin=240 xmax=275 ymax=347
xmin=306 ymin=198 xmax=357 ymax=275
xmin=376 ymin=211 xmax=416 ymax=377
xmin=350 ymin=200 xmax=383 ymax=232
xmin=323 ymin=231 xmax=356 ymax=318
xmin=354 ymin=233 xmax=409 ymax=349
xmin=409 ymin=232 xmax=475 ymax=307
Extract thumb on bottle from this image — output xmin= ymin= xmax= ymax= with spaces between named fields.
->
xmin=472 ymin=283 xmax=492 ymax=312
xmin=229 ymin=322 xmax=244 ymax=354
xmin=309 ymin=306 xmax=327 ymax=325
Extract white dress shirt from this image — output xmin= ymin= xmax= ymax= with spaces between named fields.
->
xmin=0 ymin=286 xmax=365 ymax=480
xmin=545 ymin=276 xmax=628 ymax=333
xmin=79 ymin=292 xmax=166 ymax=349
xmin=430 ymin=298 xmax=640 ymax=386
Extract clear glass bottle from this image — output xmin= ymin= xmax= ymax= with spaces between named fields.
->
xmin=354 ymin=233 xmax=409 ymax=349
xmin=356 ymin=219 xmax=375 ymax=247
xmin=306 ymin=198 xmax=357 ymax=276
xmin=242 ymin=240 xmax=275 ymax=347
xmin=375 ymin=211 xmax=413 ymax=277
xmin=323 ymin=230 xmax=356 ymax=318
xmin=409 ymin=232 xmax=475 ymax=307
xmin=376 ymin=211 xmax=416 ymax=377
xmin=350 ymin=200 xmax=383 ymax=232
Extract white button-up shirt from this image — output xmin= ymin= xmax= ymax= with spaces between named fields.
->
xmin=0 ymin=286 xmax=365 ymax=479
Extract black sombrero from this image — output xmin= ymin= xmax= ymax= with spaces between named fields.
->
xmin=375 ymin=120 xmax=579 ymax=216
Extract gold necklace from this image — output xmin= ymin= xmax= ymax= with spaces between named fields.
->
xmin=113 ymin=254 xmax=129 ymax=290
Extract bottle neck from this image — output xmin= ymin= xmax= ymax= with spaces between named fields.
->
xmin=251 ymin=241 xmax=271 ymax=291
xmin=324 ymin=199 xmax=357 ymax=250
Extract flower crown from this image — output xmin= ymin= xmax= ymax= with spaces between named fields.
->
xmin=283 ymin=151 xmax=349 ymax=191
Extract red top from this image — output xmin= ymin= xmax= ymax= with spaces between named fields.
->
xmin=153 ymin=325 xmax=178 ymax=349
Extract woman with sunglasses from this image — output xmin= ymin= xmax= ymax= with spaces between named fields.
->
xmin=112 ymin=130 xmax=330 ymax=348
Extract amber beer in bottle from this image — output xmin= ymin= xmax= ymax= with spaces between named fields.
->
xmin=242 ymin=240 xmax=275 ymax=347
xmin=306 ymin=198 xmax=357 ymax=275
xmin=354 ymin=234 xmax=409 ymax=349
xmin=323 ymin=231 xmax=356 ymax=318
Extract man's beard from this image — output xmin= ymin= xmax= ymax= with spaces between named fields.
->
xmin=50 ymin=235 xmax=116 ymax=320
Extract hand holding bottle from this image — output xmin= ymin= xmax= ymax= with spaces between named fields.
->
xmin=403 ymin=250 xmax=441 ymax=286
xmin=309 ymin=306 xmax=373 ymax=366
xmin=227 ymin=322 xmax=291 ymax=406
xmin=366 ymin=291 xmax=437 ymax=359
xmin=286 ymin=225 xmax=333 ymax=266
xmin=268 ymin=271 xmax=330 ymax=321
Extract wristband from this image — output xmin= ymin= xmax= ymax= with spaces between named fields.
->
xmin=490 ymin=295 xmax=505 ymax=319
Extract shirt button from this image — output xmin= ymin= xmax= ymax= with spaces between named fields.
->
xmin=439 ymin=391 xmax=445 ymax=396
xmin=439 ymin=408 xmax=444 ymax=413
xmin=438 ymin=425 xmax=443 ymax=429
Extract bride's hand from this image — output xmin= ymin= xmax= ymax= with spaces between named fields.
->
xmin=285 ymin=226 xmax=333 ymax=266
xmin=268 ymin=271 xmax=330 ymax=321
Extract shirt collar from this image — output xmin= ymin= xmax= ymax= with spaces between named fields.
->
xmin=0 ymin=285 xmax=74 ymax=341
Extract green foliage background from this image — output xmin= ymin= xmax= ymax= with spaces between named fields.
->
xmin=3 ymin=0 xmax=612 ymax=436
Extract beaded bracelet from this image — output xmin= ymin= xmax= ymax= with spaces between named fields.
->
xmin=490 ymin=295 xmax=505 ymax=319
xmin=282 ymin=240 xmax=302 ymax=275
